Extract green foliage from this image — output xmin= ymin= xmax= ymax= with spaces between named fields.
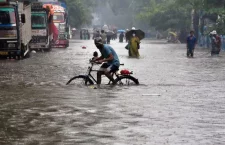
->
xmin=65 ymin=0 xmax=100 ymax=28
xmin=66 ymin=0 xmax=132 ymax=28
xmin=65 ymin=0 xmax=225 ymax=33
xmin=136 ymin=0 xmax=191 ymax=31
xmin=135 ymin=0 xmax=225 ymax=34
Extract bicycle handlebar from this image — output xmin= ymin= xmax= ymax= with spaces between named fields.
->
xmin=89 ymin=59 xmax=124 ymax=66
xmin=89 ymin=59 xmax=102 ymax=64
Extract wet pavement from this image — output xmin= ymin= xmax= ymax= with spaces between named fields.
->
xmin=1 ymin=39 xmax=225 ymax=145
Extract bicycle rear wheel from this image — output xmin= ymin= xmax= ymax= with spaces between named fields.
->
xmin=66 ymin=75 xmax=94 ymax=85
xmin=114 ymin=75 xmax=139 ymax=86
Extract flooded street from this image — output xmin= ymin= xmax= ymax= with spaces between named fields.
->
xmin=1 ymin=39 xmax=225 ymax=145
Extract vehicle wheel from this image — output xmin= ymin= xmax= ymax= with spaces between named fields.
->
xmin=66 ymin=75 xmax=94 ymax=85
xmin=114 ymin=75 xmax=139 ymax=86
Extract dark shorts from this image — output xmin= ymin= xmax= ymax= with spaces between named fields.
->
xmin=99 ymin=63 xmax=119 ymax=73
xmin=187 ymin=47 xmax=194 ymax=51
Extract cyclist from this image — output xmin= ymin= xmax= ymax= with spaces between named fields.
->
xmin=93 ymin=37 xmax=120 ymax=85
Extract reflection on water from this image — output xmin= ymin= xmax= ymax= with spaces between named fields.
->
xmin=0 ymin=40 xmax=225 ymax=144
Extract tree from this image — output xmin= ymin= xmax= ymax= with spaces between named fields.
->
xmin=136 ymin=0 xmax=191 ymax=30
xmin=203 ymin=0 xmax=225 ymax=34
xmin=65 ymin=0 xmax=102 ymax=28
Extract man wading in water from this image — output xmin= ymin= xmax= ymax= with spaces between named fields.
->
xmin=186 ymin=30 xmax=197 ymax=57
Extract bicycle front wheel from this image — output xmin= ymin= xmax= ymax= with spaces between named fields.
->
xmin=66 ymin=75 xmax=94 ymax=85
xmin=114 ymin=75 xmax=139 ymax=86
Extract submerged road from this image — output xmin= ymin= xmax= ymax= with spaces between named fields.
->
xmin=0 ymin=39 xmax=225 ymax=144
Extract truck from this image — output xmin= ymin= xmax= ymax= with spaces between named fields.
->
xmin=29 ymin=2 xmax=54 ymax=51
xmin=38 ymin=0 xmax=69 ymax=48
xmin=52 ymin=4 xmax=69 ymax=48
xmin=58 ymin=0 xmax=70 ymax=40
xmin=0 ymin=0 xmax=32 ymax=59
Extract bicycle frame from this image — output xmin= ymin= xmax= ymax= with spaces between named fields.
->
xmin=66 ymin=60 xmax=139 ymax=86
xmin=85 ymin=63 xmax=98 ymax=84
xmin=85 ymin=62 xmax=121 ymax=84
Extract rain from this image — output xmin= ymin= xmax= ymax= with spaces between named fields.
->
xmin=1 ymin=0 xmax=225 ymax=144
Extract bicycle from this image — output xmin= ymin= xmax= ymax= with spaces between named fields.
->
xmin=66 ymin=60 xmax=139 ymax=86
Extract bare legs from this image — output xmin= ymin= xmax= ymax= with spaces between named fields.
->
xmin=97 ymin=71 xmax=115 ymax=85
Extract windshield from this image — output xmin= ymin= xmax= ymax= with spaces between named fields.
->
xmin=31 ymin=13 xmax=47 ymax=28
xmin=0 ymin=7 xmax=16 ymax=25
xmin=53 ymin=12 xmax=64 ymax=23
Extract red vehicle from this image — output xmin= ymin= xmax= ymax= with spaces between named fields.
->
xmin=51 ymin=4 xmax=69 ymax=48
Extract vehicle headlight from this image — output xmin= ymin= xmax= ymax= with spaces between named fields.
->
xmin=59 ymin=24 xmax=65 ymax=30
xmin=60 ymin=26 xmax=65 ymax=29
xmin=8 ymin=43 xmax=16 ymax=48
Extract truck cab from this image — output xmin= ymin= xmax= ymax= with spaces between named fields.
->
xmin=29 ymin=2 xmax=52 ymax=51
xmin=52 ymin=4 xmax=69 ymax=48
xmin=0 ymin=0 xmax=31 ymax=59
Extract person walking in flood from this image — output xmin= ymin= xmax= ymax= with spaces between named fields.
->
xmin=210 ymin=30 xmax=221 ymax=56
xmin=100 ymin=30 xmax=107 ymax=44
xmin=186 ymin=30 xmax=197 ymax=57
xmin=129 ymin=27 xmax=140 ymax=58
xmin=119 ymin=32 xmax=124 ymax=43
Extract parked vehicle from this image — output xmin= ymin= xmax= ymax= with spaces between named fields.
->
xmin=52 ymin=2 xmax=69 ymax=47
xmin=39 ymin=0 xmax=69 ymax=48
xmin=0 ymin=0 xmax=32 ymax=59
xmin=29 ymin=2 xmax=54 ymax=51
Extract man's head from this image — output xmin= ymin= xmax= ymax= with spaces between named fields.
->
xmin=94 ymin=37 xmax=104 ymax=50
xmin=190 ymin=30 xmax=194 ymax=36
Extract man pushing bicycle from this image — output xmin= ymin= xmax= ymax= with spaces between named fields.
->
xmin=93 ymin=37 xmax=120 ymax=85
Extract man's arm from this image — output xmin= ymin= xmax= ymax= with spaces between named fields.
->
xmin=95 ymin=56 xmax=104 ymax=61
xmin=104 ymin=53 xmax=114 ymax=61
xmin=194 ymin=38 xmax=197 ymax=48
xmin=98 ymin=53 xmax=114 ymax=63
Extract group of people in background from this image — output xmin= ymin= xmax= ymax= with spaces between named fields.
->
xmin=80 ymin=29 xmax=90 ymax=40
xmin=186 ymin=30 xmax=221 ymax=57
xmin=93 ymin=30 xmax=113 ymax=44
xmin=95 ymin=27 xmax=141 ymax=58
xmin=78 ymin=26 xmax=222 ymax=59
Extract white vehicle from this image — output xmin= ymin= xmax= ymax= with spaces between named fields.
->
xmin=0 ymin=0 xmax=32 ymax=58
xmin=29 ymin=2 xmax=53 ymax=51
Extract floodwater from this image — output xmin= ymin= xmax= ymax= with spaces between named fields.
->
xmin=0 ymin=39 xmax=225 ymax=145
